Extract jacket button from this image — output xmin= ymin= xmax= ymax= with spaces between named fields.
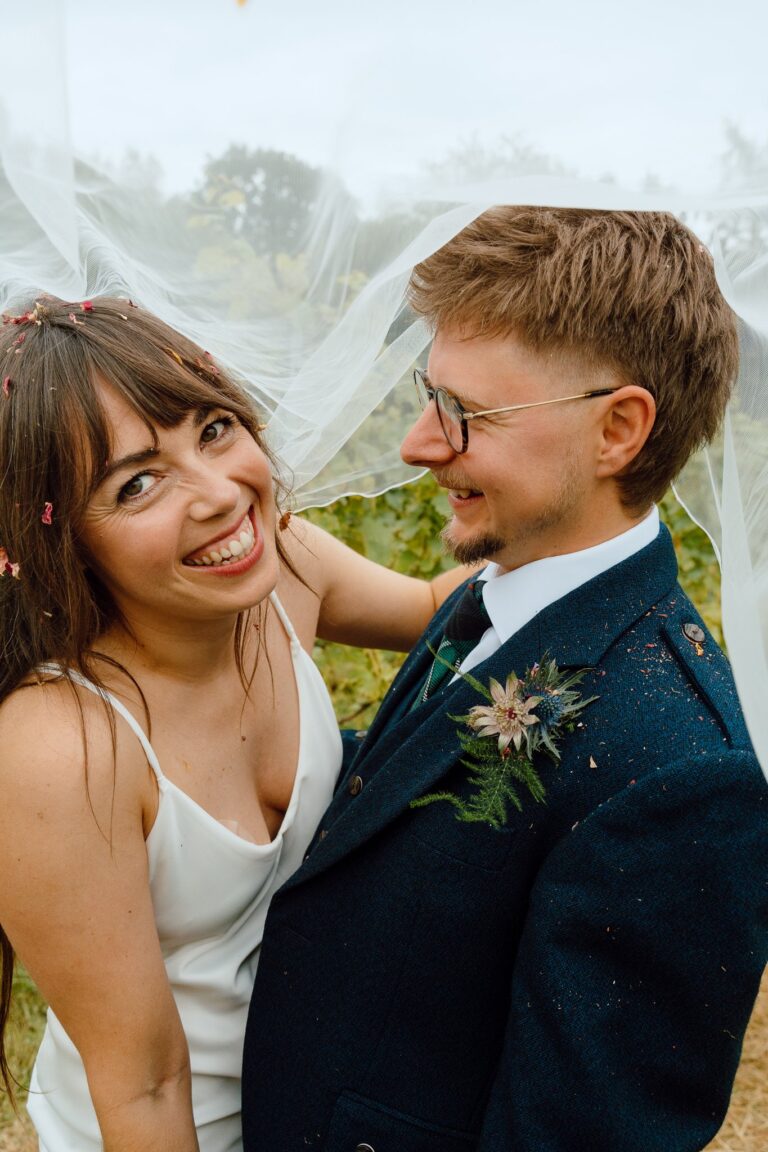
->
xmin=683 ymin=622 xmax=706 ymax=645
xmin=348 ymin=774 xmax=364 ymax=796
xmin=355 ymin=1145 xmax=376 ymax=1152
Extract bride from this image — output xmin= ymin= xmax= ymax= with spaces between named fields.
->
xmin=0 ymin=296 xmax=466 ymax=1152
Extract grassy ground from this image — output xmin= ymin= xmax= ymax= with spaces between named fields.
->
xmin=0 ymin=969 xmax=46 ymax=1150
xmin=1 ymin=972 xmax=766 ymax=1149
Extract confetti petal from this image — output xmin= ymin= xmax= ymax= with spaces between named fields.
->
xmin=2 ymin=376 xmax=10 ymax=397
xmin=203 ymin=351 xmax=220 ymax=375
xmin=41 ymin=502 xmax=53 ymax=526
xmin=0 ymin=548 xmax=19 ymax=579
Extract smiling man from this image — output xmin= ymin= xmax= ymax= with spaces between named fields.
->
xmin=243 ymin=208 xmax=768 ymax=1152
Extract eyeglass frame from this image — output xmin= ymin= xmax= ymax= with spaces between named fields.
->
xmin=413 ymin=368 xmax=618 ymax=454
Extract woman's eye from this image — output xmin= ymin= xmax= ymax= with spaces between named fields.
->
xmin=200 ymin=416 xmax=235 ymax=445
xmin=118 ymin=472 xmax=155 ymax=502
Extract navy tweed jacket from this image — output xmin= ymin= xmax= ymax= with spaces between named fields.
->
xmin=242 ymin=526 xmax=768 ymax=1152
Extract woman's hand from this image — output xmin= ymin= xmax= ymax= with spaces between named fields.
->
xmin=0 ymin=681 xmax=200 ymax=1152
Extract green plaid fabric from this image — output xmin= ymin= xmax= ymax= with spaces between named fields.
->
xmin=414 ymin=580 xmax=490 ymax=708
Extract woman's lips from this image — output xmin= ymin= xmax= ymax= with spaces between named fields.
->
xmin=183 ymin=507 xmax=263 ymax=574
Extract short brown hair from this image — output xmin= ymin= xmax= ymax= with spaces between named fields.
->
xmin=408 ymin=206 xmax=739 ymax=510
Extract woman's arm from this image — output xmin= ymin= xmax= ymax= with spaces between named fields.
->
xmin=0 ymin=684 xmax=199 ymax=1152
xmin=284 ymin=518 xmax=478 ymax=651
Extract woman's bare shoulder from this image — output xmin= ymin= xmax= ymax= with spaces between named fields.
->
xmin=0 ymin=673 xmax=92 ymax=744
xmin=0 ymin=674 xmax=139 ymax=798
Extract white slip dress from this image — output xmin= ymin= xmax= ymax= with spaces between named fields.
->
xmin=27 ymin=592 xmax=341 ymax=1152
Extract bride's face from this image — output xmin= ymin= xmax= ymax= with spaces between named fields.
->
xmin=79 ymin=382 xmax=280 ymax=630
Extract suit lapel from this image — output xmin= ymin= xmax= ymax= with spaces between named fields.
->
xmin=285 ymin=526 xmax=679 ymax=890
xmin=353 ymin=597 xmax=454 ymax=748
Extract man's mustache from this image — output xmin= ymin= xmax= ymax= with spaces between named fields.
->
xmin=431 ymin=471 xmax=480 ymax=492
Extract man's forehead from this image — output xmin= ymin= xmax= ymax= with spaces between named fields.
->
xmin=428 ymin=328 xmax=613 ymax=397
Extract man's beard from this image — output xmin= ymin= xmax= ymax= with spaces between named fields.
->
xmin=441 ymin=526 xmax=507 ymax=566
xmin=439 ymin=454 xmax=586 ymax=568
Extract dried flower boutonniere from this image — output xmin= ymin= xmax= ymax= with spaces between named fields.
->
xmin=411 ymin=655 xmax=597 ymax=828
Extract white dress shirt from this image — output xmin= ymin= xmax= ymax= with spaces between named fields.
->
xmin=458 ymin=507 xmax=660 ymax=677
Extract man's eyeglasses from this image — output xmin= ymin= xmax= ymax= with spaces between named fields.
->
xmin=413 ymin=368 xmax=617 ymax=454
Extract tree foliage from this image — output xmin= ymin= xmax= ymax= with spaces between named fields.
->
xmin=195 ymin=145 xmax=321 ymax=258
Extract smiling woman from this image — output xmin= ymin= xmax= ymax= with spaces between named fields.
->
xmin=0 ymin=297 xmax=465 ymax=1152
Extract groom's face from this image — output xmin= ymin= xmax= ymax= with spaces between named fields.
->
xmin=400 ymin=327 xmax=615 ymax=572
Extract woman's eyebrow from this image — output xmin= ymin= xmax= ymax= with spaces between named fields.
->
xmin=192 ymin=406 xmax=216 ymax=428
xmin=99 ymin=410 xmax=219 ymax=485
xmin=101 ymin=446 xmax=159 ymax=484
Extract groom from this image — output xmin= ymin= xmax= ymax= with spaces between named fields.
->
xmin=243 ymin=208 xmax=768 ymax=1151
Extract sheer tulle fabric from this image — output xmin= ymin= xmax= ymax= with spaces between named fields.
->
xmin=1 ymin=0 xmax=767 ymax=777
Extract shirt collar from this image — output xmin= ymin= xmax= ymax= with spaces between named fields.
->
xmin=478 ymin=507 xmax=660 ymax=645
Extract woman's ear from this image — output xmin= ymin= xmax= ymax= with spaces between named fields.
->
xmin=595 ymin=386 xmax=656 ymax=479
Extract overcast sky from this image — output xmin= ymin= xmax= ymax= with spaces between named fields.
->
xmin=14 ymin=0 xmax=754 ymax=202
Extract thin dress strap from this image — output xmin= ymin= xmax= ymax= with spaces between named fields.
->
xmin=36 ymin=663 xmax=164 ymax=782
xmin=268 ymin=590 xmax=301 ymax=648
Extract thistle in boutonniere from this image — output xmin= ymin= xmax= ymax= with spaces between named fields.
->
xmin=411 ymin=655 xmax=597 ymax=829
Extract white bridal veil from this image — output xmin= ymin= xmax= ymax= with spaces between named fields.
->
xmin=2 ymin=0 xmax=768 ymax=777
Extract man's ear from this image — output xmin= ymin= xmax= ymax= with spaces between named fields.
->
xmin=594 ymin=386 xmax=656 ymax=479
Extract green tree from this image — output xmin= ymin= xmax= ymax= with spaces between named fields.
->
xmin=195 ymin=146 xmax=321 ymax=265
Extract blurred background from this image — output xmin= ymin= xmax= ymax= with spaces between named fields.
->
xmin=1 ymin=1 xmax=766 ymax=1146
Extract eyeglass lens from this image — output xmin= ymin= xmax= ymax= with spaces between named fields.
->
xmin=414 ymin=370 xmax=464 ymax=452
xmin=435 ymin=392 xmax=464 ymax=451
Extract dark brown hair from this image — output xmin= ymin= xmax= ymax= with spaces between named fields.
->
xmin=0 ymin=295 xmax=291 ymax=1100
xmin=408 ymin=206 xmax=739 ymax=510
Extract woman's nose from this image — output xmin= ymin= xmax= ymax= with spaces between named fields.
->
xmin=186 ymin=462 xmax=241 ymax=521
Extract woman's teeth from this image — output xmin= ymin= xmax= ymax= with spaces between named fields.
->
xmin=186 ymin=514 xmax=256 ymax=567
xmin=452 ymin=488 xmax=478 ymax=499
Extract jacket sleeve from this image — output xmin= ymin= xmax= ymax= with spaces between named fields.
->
xmin=478 ymin=750 xmax=768 ymax=1152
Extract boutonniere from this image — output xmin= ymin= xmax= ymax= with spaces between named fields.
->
xmin=411 ymin=655 xmax=597 ymax=829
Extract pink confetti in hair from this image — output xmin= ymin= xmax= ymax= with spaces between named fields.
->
xmin=80 ymin=301 xmax=94 ymax=312
xmin=41 ymin=502 xmax=53 ymax=526
xmin=2 ymin=376 xmax=10 ymax=397
xmin=0 ymin=548 xmax=18 ymax=578
xmin=203 ymin=351 xmax=220 ymax=375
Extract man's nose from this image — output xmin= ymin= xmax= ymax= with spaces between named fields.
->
xmin=400 ymin=403 xmax=457 ymax=468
